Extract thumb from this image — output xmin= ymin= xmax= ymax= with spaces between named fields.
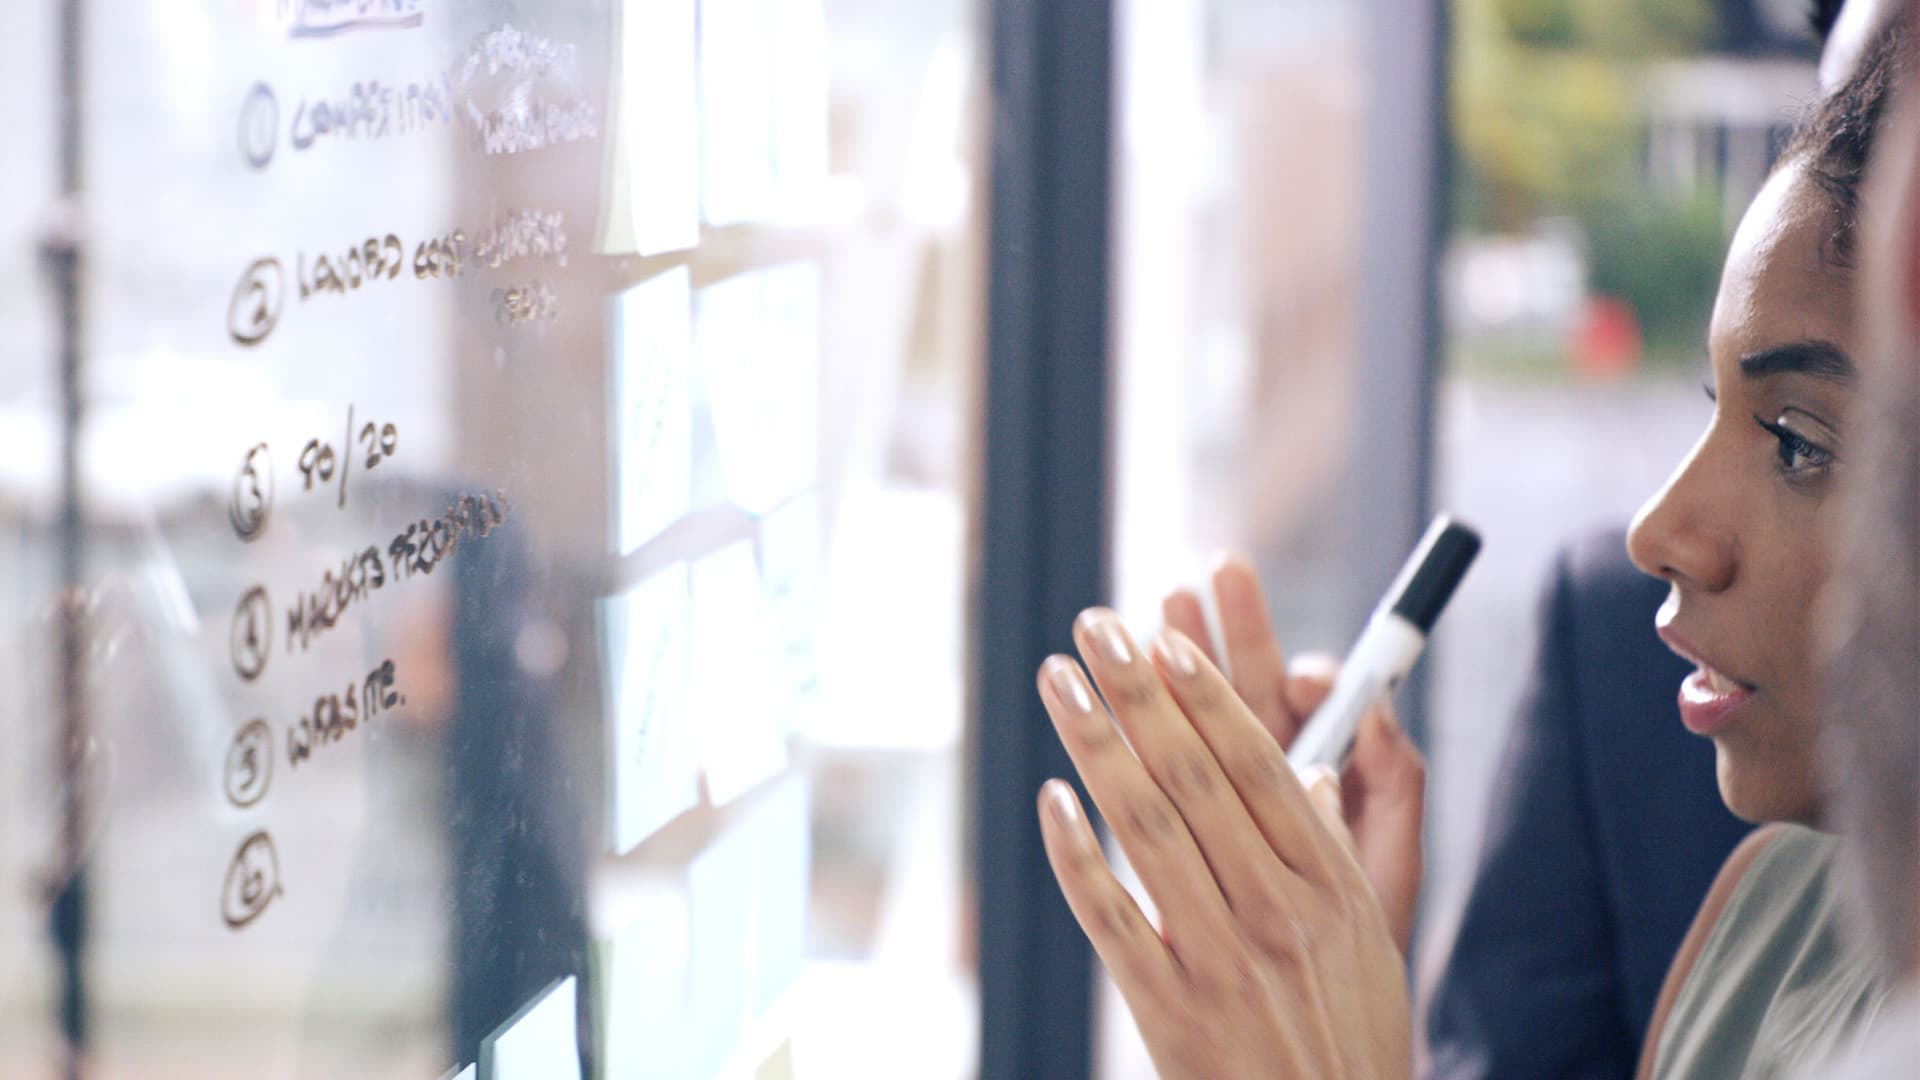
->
xmin=1346 ymin=698 xmax=1426 ymax=807
xmin=1341 ymin=698 xmax=1426 ymax=954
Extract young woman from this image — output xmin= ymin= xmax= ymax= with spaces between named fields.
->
xmin=1031 ymin=21 xmax=1910 ymax=1080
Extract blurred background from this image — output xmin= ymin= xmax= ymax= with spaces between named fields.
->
xmin=0 ymin=0 xmax=1820 ymax=1077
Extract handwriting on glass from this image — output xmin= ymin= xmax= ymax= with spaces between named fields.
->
xmin=229 ymin=442 xmax=273 ymax=540
xmin=227 ymin=257 xmax=285 ymax=346
xmin=291 ymin=76 xmax=457 ymax=151
xmin=456 ymin=25 xmax=599 ymax=156
xmin=221 ymin=830 xmax=284 ymax=929
xmin=216 ymin=660 xmax=411 ymax=933
xmin=227 ymin=213 xmax=567 ymax=345
xmin=412 ymin=229 xmax=467 ymax=279
xmin=279 ymin=0 xmax=426 ymax=40
xmin=240 ymin=74 xmax=455 ymax=167
xmin=284 ymin=490 xmax=511 ymax=654
xmin=288 ymin=659 xmax=403 ymax=768
xmin=238 ymin=83 xmax=279 ymax=169
xmin=468 ymin=99 xmax=599 ymax=157
xmin=298 ymin=235 xmax=405 ymax=301
xmin=297 ymin=407 xmax=399 ymax=509
xmin=239 ymin=23 xmax=599 ymax=168
xmin=474 ymin=210 xmax=568 ymax=269
xmin=224 ymin=719 xmax=276 ymax=808
xmin=231 ymin=585 xmax=274 ymax=682
xmin=230 ymin=411 xmax=400 ymax=519
xmin=492 ymin=281 xmax=558 ymax=327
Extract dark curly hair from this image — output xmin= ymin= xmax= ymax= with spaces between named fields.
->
xmin=1787 ymin=18 xmax=1911 ymax=266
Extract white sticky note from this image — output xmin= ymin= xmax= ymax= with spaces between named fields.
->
xmin=757 ymin=492 xmax=824 ymax=729
xmin=691 ymin=541 xmax=786 ymax=805
xmin=744 ymin=773 xmax=809 ymax=1015
xmin=686 ymin=775 xmax=811 ymax=1075
xmin=687 ymin=831 xmax=755 ymax=1077
xmin=696 ymin=267 xmax=819 ymax=515
xmin=622 ymin=0 xmax=701 ymax=254
xmin=601 ymin=887 xmax=693 ymax=1080
xmin=699 ymin=0 xmax=776 ymax=224
xmin=768 ymin=0 xmax=829 ymax=215
xmin=480 ymin=976 xmax=580 ymax=1080
xmin=757 ymin=264 xmax=822 ymax=506
xmin=613 ymin=268 xmax=694 ymax=554
xmin=600 ymin=564 xmax=700 ymax=853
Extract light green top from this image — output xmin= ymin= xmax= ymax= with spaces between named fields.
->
xmin=1651 ymin=825 xmax=1888 ymax=1080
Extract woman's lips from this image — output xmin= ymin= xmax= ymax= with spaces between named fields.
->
xmin=1677 ymin=666 xmax=1753 ymax=736
xmin=1657 ymin=627 xmax=1755 ymax=736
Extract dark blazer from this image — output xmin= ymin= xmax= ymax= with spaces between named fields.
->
xmin=1424 ymin=530 xmax=1752 ymax=1079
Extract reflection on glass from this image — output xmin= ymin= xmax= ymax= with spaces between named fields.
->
xmin=3 ymin=0 xmax=981 ymax=1075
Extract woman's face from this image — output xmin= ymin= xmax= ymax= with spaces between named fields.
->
xmin=1627 ymin=159 xmax=1860 ymax=825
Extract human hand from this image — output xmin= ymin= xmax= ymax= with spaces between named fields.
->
xmin=1035 ymin=610 xmax=1411 ymax=1080
xmin=1163 ymin=556 xmax=1426 ymax=951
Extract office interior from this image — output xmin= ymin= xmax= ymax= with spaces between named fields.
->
xmin=0 ymin=0 xmax=1825 ymax=1077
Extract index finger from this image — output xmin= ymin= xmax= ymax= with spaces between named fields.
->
xmin=1036 ymin=652 xmax=1243 ymax=966
xmin=1151 ymin=627 xmax=1352 ymax=889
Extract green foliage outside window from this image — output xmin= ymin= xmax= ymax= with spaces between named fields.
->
xmin=1452 ymin=0 xmax=1729 ymax=359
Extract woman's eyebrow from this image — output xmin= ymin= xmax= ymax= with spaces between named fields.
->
xmin=1738 ymin=340 xmax=1855 ymax=385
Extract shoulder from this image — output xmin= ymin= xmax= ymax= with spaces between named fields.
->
xmin=1635 ymin=824 xmax=1791 ymax=1079
xmin=1677 ymin=825 xmax=1794 ymax=974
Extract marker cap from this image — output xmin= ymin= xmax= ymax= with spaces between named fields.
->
xmin=1384 ymin=516 xmax=1481 ymax=634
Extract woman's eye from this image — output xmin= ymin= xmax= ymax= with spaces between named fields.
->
xmin=1753 ymin=415 xmax=1833 ymax=477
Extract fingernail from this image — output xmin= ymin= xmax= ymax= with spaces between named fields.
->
xmin=1045 ymin=657 xmax=1095 ymax=713
xmin=1155 ymin=631 xmax=1197 ymax=677
xmin=1302 ymin=764 xmax=1340 ymax=815
xmin=1042 ymin=779 xmax=1081 ymax=831
xmin=1080 ymin=611 xmax=1135 ymax=665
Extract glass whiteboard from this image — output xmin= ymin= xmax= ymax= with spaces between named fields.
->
xmin=1 ymin=1 xmax=984 ymax=1075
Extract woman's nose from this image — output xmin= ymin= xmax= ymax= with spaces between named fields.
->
xmin=1627 ymin=435 xmax=1738 ymax=594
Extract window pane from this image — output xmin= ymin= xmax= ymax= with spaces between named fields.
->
xmin=0 ymin=2 xmax=982 ymax=1075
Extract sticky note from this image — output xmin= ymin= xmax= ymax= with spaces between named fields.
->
xmin=613 ymin=268 xmax=694 ymax=554
xmin=761 ymin=263 xmax=823 ymax=461
xmin=690 ymin=541 xmax=786 ymax=805
xmin=600 ymin=564 xmax=700 ymax=853
xmin=768 ymin=0 xmax=829 ymax=211
xmin=480 ymin=975 xmax=580 ymax=1080
xmin=699 ymin=0 xmax=777 ymax=224
xmin=621 ymin=0 xmax=701 ymax=254
xmin=696 ymin=266 xmax=819 ymax=515
xmin=600 ymin=886 xmax=694 ymax=1079
xmin=686 ymin=775 xmax=811 ymax=1074
xmin=755 ymin=1039 xmax=797 ymax=1080
xmin=687 ymin=834 xmax=755 ymax=1076
xmin=756 ymin=491 xmax=824 ymax=729
xmin=743 ymin=773 xmax=809 ymax=1015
